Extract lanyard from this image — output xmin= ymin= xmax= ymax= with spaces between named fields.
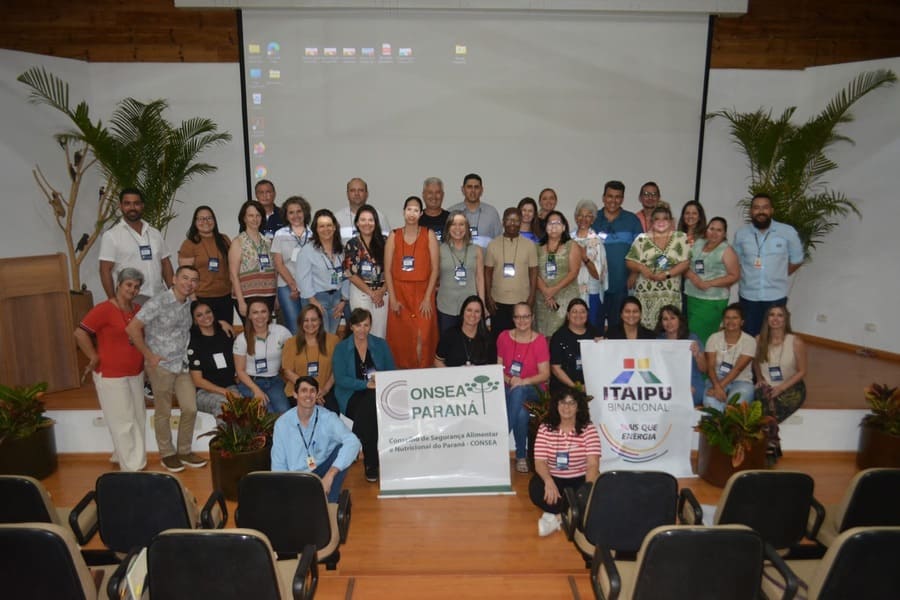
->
xmin=502 ymin=236 xmax=520 ymax=264
xmin=449 ymin=243 xmax=469 ymax=268
xmin=754 ymin=231 xmax=771 ymax=258
xmin=296 ymin=410 xmax=319 ymax=455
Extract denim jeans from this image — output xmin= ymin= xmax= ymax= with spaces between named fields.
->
xmin=587 ymin=293 xmax=603 ymax=330
xmin=506 ymin=384 xmax=539 ymax=459
xmin=703 ymin=380 xmax=755 ymax=411
xmin=238 ymin=376 xmax=290 ymax=415
xmin=314 ymin=444 xmax=349 ymax=503
xmin=277 ymin=285 xmax=303 ymax=335
xmin=739 ymin=296 xmax=787 ymax=337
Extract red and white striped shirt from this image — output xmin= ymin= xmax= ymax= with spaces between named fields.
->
xmin=533 ymin=423 xmax=601 ymax=478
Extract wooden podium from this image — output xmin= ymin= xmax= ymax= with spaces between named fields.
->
xmin=0 ymin=254 xmax=80 ymax=392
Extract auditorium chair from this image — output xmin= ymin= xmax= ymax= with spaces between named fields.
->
xmin=592 ymin=524 xmax=798 ymax=600
xmin=0 ymin=474 xmax=98 ymax=545
xmin=0 ymin=522 xmax=120 ymax=600
xmin=68 ymin=471 xmax=226 ymax=556
xmin=808 ymin=467 xmax=900 ymax=548
xmin=232 ymin=471 xmax=351 ymax=570
xmin=761 ymin=526 xmax=900 ymax=600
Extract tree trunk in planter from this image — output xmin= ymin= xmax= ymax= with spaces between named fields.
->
xmin=857 ymin=425 xmax=900 ymax=469
xmin=70 ymin=290 xmax=95 ymax=374
xmin=209 ymin=446 xmax=271 ymax=501
xmin=0 ymin=423 xmax=58 ymax=479
xmin=697 ymin=435 xmax=767 ymax=488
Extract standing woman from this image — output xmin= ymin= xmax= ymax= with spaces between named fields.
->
xmin=535 ymin=211 xmax=583 ymax=337
xmin=753 ymin=306 xmax=807 ymax=458
xmin=571 ymin=199 xmax=607 ymax=330
xmin=625 ymin=205 xmax=690 ymax=328
xmin=271 ymin=196 xmax=312 ymax=334
xmin=684 ymin=217 xmax=740 ymax=345
xmin=229 ymin=200 xmax=277 ymax=318
xmin=334 ymin=308 xmax=396 ymax=483
xmin=517 ymin=197 xmax=541 ymax=242
xmin=436 ymin=211 xmax=485 ymax=334
xmin=656 ymin=304 xmax=707 ymax=407
xmin=604 ymin=296 xmax=656 ymax=340
xmin=73 ymin=268 xmax=147 ymax=471
xmin=384 ymin=196 xmax=440 ymax=369
xmin=178 ymin=206 xmax=233 ymax=324
xmin=549 ymin=298 xmax=599 ymax=393
xmin=187 ymin=300 xmax=238 ymax=419
xmin=677 ymin=200 xmax=708 ymax=246
xmin=434 ymin=295 xmax=496 ymax=367
xmin=497 ymin=302 xmax=551 ymax=474
xmin=296 ymin=209 xmax=349 ymax=335
xmin=704 ymin=303 xmax=756 ymax=410
xmin=233 ymin=299 xmax=293 ymax=414
xmin=281 ymin=304 xmax=341 ymax=413
xmin=343 ymin=205 xmax=388 ymax=337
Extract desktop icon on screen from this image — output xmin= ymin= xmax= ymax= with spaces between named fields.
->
xmin=362 ymin=47 xmax=375 ymax=57
xmin=253 ymin=142 xmax=266 ymax=156
xmin=267 ymin=42 xmax=281 ymax=58
xmin=249 ymin=68 xmax=262 ymax=79
xmin=343 ymin=48 xmax=357 ymax=57
xmin=248 ymin=43 xmax=261 ymax=55
xmin=269 ymin=69 xmax=281 ymax=80
xmin=324 ymin=47 xmax=337 ymax=57
xmin=254 ymin=165 xmax=268 ymax=179
xmin=455 ymin=45 xmax=467 ymax=56
xmin=305 ymin=47 xmax=319 ymax=57
xmin=252 ymin=93 xmax=262 ymax=105
xmin=381 ymin=43 xmax=392 ymax=56
xmin=399 ymin=47 xmax=412 ymax=57
xmin=250 ymin=117 xmax=265 ymax=132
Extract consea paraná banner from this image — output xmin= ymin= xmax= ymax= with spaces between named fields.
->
xmin=376 ymin=365 xmax=513 ymax=497
xmin=580 ymin=340 xmax=694 ymax=477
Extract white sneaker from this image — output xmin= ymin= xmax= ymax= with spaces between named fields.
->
xmin=538 ymin=512 xmax=561 ymax=537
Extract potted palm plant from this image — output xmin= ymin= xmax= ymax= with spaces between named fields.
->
xmin=857 ymin=383 xmax=900 ymax=469
xmin=0 ymin=382 xmax=57 ymax=479
xmin=202 ymin=393 xmax=277 ymax=501
xmin=694 ymin=395 xmax=774 ymax=487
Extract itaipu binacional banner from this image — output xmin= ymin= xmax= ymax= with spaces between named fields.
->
xmin=375 ymin=364 xmax=513 ymax=498
xmin=580 ymin=339 xmax=695 ymax=478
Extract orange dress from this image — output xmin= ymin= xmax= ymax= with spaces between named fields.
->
xmin=386 ymin=228 xmax=438 ymax=369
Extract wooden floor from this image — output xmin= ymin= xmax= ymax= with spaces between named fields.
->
xmin=43 ymin=451 xmax=859 ymax=599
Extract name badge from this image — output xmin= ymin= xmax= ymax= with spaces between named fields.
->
xmin=213 ymin=352 xmax=227 ymax=369
xmin=307 ymin=361 xmax=319 ymax=377
xmin=718 ymin=361 xmax=733 ymax=377
xmin=360 ymin=261 xmax=374 ymax=277
xmin=208 ymin=257 xmax=220 ymax=272
xmin=754 ymin=257 xmax=762 ymax=269
xmin=306 ymin=455 xmax=317 ymax=470
xmin=365 ymin=366 xmax=377 ymax=381
xmin=255 ymin=358 xmax=268 ymax=374
xmin=469 ymin=227 xmax=478 ymax=237
xmin=575 ymin=358 xmax=583 ymax=371
xmin=258 ymin=253 xmax=271 ymax=269
xmin=401 ymin=256 xmax=415 ymax=272
xmin=655 ymin=255 xmax=670 ymax=271
xmin=291 ymin=247 xmax=302 ymax=263
xmin=503 ymin=263 xmax=516 ymax=278
xmin=597 ymin=231 xmax=608 ymax=241
xmin=139 ymin=245 xmax=153 ymax=260
xmin=454 ymin=265 xmax=467 ymax=285
xmin=434 ymin=229 xmax=443 ymax=242
xmin=331 ymin=267 xmax=342 ymax=285
xmin=693 ymin=259 xmax=705 ymax=275
xmin=768 ymin=365 xmax=784 ymax=382
xmin=556 ymin=450 xmax=570 ymax=470
xmin=509 ymin=361 xmax=523 ymax=377
xmin=545 ymin=255 xmax=557 ymax=279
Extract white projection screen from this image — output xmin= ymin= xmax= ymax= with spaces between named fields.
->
xmin=240 ymin=9 xmax=710 ymax=216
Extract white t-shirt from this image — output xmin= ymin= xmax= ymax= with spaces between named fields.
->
xmin=233 ymin=324 xmax=292 ymax=377
xmin=98 ymin=220 xmax=171 ymax=297
xmin=706 ymin=330 xmax=756 ymax=384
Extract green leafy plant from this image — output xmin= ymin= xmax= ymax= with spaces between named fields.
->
xmin=201 ymin=393 xmax=277 ymax=458
xmin=0 ymin=382 xmax=52 ymax=444
xmin=695 ymin=394 xmax=776 ymax=468
xmin=707 ymin=68 xmax=896 ymax=260
xmin=861 ymin=383 xmax=900 ymax=437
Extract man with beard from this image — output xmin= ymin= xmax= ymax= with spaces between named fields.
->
xmin=733 ymin=193 xmax=803 ymax=336
xmin=99 ymin=188 xmax=173 ymax=304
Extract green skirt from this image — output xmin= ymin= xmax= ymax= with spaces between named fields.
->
xmin=686 ymin=296 xmax=728 ymax=346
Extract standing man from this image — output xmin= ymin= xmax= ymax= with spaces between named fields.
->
xmin=419 ymin=177 xmax=449 ymax=240
xmin=733 ymin=193 xmax=803 ymax=336
xmin=254 ymin=179 xmax=283 ymax=240
xmin=271 ymin=376 xmax=361 ymax=502
xmin=591 ymin=180 xmax=642 ymax=329
xmin=484 ymin=207 xmax=538 ymax=339
xmin=336 ymin=177 xmax=391 ymax=242
xmin=448 ymin=173 xmax=502 ymax=248
xmin=634 ymin=181 xmax=670 ymax=232
xmin=99 ymin=188 xmax=173 ymax=304
xmin=126 ymin=265 xmax=206 ymax=473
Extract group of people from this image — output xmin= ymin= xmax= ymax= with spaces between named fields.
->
xmin=73 ymin=173 xmax=809 ymax=512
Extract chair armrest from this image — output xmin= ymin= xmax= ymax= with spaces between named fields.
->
xmin=806 ymin=497 xmax=825 ymax=540
xmin=591 ymin=543 xmax=620 ymax=600
xmin=106 ymin=546 xmax=142 ymax=600
xmin=200 ymin=490 xmax=228 ymax=529
xmin=764 ymin=542 xmax=799 ymax=600
xmin=69 ymin=490 xmax=99 ymax=545
xmin=677 ymin=488 xmax=703 ymax=525
xmin=337 ymin=489 xmax=351 ymax=544
xmin=562 ymin=487 xmax=580 ymax=541
xmin=291 ymin=543 xmax=319 ymax=600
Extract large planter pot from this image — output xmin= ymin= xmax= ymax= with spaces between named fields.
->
xmin=697 ymin=434 xmax=767 ymax=488
xmin=857 ymin=424 xmax=900 ymax=469
xmin=0 ymin=423 xmax=58 ymax=479
xmin=209 ymin=446 xmax=271 ymax=501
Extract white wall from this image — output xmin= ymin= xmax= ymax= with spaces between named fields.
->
xmin=699 ymin=57 xmax=900 ymax=353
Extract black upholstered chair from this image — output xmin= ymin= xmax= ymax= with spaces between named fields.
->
xmin=809 ymin=468 xmax=900 ymax=548
xmin=234 ymin=471 xmax=350 ymax=570
xmin=0 ymin=474 xmax=97 ymax=545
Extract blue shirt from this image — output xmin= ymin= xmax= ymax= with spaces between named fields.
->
xmin=295 ymin=244 xmax=350 ymax=299
xmin=271 ymin=405 xmax=361 ymax=473
xmin=591 ymin=209 xmax=642 ymax=294
xmin=732 ymin=220 xmax=803 ymax=301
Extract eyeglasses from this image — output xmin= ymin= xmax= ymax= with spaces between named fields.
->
xmin=513 ymin=314 xmax=532 ymax=320
xmin=547 ymin=221 xmax=564 ymax=227
xmin=641 ymin=191 xmax=660 ymax=198
xmin=559 ymin=399 xmax=577 ymax=406
xmin=196 ymin=216 xmax=215 ymax=222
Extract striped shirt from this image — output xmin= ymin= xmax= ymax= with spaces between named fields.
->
xmin=533 ymin=423 xmax=601 ymax=479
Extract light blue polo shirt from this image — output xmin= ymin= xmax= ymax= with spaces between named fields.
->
xmin=733 ymin=220 xmax=803 ymax=301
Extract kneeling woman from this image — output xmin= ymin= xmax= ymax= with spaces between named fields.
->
xmin=530 ymin=388 xmax=600 ymax=537
xmin=188 ymin=300 xmax=238 ymax=419
xmin=234 ymin=299 xmax=293 ymax=414
xmin=434 ymin=295 xmax=496 ymax=367
xmin=334 ymin=308 xmax=396 ymax=483
xmin=703 ymin=303 xmax=756 ymax=410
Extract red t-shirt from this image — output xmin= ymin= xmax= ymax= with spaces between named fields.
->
xmin=79 ymin=300 xmax=144 ymax=377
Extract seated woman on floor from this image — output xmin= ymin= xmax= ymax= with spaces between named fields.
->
xmin=187 ymin=300 xmax=239 ymax=419
xmin=703 ymin=303 xmax=756 ymax=410
xmin=434 ymin=295 xmax=496 ymax=367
